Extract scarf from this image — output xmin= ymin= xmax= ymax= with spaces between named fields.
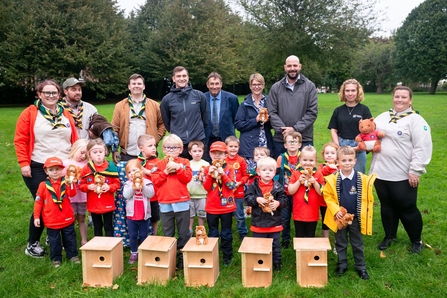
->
xmin=389 ymin=108 xmax=418 ymax=123
xmin=60 ymin=99 xmax=83 ymax=129
xmin=84 ymin=161 xmax=119 ymax=178
xmin=46 ymin=177 xmax=66 ymax=211
xmin=297 ymin=166 xmax=317 ymax=204
xmin=35 ymin=99 xmax=66 ymax=130
xmin=137 ymin=153 xmax=157 ymax=167
xmin=128 ymin=94 xmax=146 ymax=120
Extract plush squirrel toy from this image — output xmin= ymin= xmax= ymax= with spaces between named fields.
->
xmin=65 ymin=164 xmax=80 ymax=189
xmin=196 ymin=165 xmax=206 ymax=183
xmin=259 ymin=107 xmax=269 ymax=124
xmin=195 ymin=225 xmax=209 ymax=245
xmin=94 ymin=174 xmax=105 ymax=197
xmin=335 ymin=207 xmax=354 ymax=230
xmin=260 ymin=192 xmax=274 ymax=215
xmin=301 ymin=167 xmax=314 ymax=187
xmin=209 ymin=160 xmax=223 ymax=180
xmin=355 ymin=118 xmax=385 ymax=152
xmin=132 ymin=170 xmax=143 ymax=190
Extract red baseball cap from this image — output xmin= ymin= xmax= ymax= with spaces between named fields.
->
xmin=209 ymin=141 xmax=227 ymax=153
xmin=43 ymin=157 xmax=65 ymax=169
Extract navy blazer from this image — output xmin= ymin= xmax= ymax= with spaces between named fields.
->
xmin=204 ymin=90 xmax=239 ymax=146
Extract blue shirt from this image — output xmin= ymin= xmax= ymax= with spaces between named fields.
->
xmin=210 ymin=91 xmax=221 ymax=121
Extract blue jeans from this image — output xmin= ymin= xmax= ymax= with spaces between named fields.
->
xmin=338 ymin=137 xmax=366 ymax=174
xmin=235 ymin=198 xmax=248 ymax=239
xmin=127 ymin=219 xmax=149 ymax=253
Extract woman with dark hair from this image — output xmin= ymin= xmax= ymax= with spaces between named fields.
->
xmin=14 ymin=79 xmax=78 ymax=258
xmin=370 ymin=86 xmax=432 ymax=254
xmin=328 ymin=79 xmax=372 ymax=173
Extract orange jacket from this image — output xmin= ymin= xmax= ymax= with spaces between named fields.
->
xmin=79 ymin=161 xmax=120 ymax=214
xmin=34 ymin=178 xmax=77 ymax=229
xmin=225 ymin=154 xmax=249 ymax=198
xmin=151 ymin=157 xmax=192 ymax=204
xmin=14 ymin=105 xmax=78 ymax=168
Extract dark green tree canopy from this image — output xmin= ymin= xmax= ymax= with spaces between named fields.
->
xmin=394 ymin=0 xmax=447 ymax=94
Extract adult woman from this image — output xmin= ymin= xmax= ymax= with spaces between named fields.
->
xmin=234 ymin=73 xmax=273 ymax=165
xmin=370 ymin=86 xmax=432 ymax=254
xmin=328 ymin=79 xmax=372 ymax=173
xmin=14 ymin=80 xmax=78 ymax=258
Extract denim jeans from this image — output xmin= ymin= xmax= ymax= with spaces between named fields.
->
xmin=338 ymin=137 xmax=366 ymax=174
xmin=235 ymin=198 xmax=248 ymax=239
xmin=127 ymin=219 xmax=149 ymax=253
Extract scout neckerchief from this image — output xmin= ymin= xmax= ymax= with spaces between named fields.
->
xmin=282 ymin=151 xmax=300 ymax=178
xmin=35 ymin=99 xmax=66 ymax=130
xmin=297 ymin=166 xmax=318 ymax=204
xmin=137 ymin=153 xmax=157 ymax=167
xmin=60 ymin=98 xmax=83 ymax=129
xmin=85 ymin=161 xmax=119 ymax=178
xmin=389 ymin=108 xmax=418 ymax=123
xmin=46 ymin=177 xmax=66 ymax=211
xmin=128 ymin=94 xmax=146 ymax=120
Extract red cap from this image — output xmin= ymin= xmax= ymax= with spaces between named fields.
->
xmin=209 ymin=141 xmax=227 ymax=153
xmin=43 ymin=157 xmax=65 ymax=169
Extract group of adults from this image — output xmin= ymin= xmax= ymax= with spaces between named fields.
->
xmin=14 ymin=54 xmax=432 ymax=258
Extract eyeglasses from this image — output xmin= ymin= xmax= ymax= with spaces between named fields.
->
xmin=164 ymin=146 xmax=181 ymax=151
xmin=41 ymin=91 xmax=59 ymax=97
xmin=251 ymin=84 xmax=263 ymax=88
xmin=286 ymin=140 xmax=300 ymax=145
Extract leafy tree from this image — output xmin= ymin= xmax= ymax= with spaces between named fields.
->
xmin=394 ymin=0 xmax=447 ymax=94
xmin=0 ymin=0 xmax=132 ymax=102
xmin=129 ymin=0 xmax=253 ymax=88
xmin=353 ymin=38 xmax=395 ymax=94
xmin=236 ymin=0 xmax=379 ymax=87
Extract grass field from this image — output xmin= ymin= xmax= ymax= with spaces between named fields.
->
xmin=0 ymin=92 xmax=446 ymax=297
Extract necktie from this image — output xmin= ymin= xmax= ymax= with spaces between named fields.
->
xmin=212 ymin=97 xmax=219 ymax=137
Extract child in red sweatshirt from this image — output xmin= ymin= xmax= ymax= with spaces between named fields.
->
xmin=33 ymin=157 xmax=79 ymax=267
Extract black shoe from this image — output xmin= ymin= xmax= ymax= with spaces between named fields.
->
xmin=281 ymin=241 xmax=290 ymax=249
xmin=273 ymin=262 xmax=281 ymax=271
xmin=411 ymin=242 xmax=424 ymax=254
xmin=357 ymin=269 xmax=370 ymax=280
xmin=335 ymin=267 xmax=347 ymax=277
xmin=223 ymin=258 xmax=232 ymax=266
xmin=378 ymin=237 xmax=395 ymax=250
xmin=176 ymin=252 xmax=184 ymax=269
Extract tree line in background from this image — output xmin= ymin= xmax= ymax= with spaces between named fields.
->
xmin=0 ymin=0 xmax=446 ymax=104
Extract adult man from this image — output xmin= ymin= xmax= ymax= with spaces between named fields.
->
xmin=204 ymin=72 xmax=239 ymax=150
xmin=160 ymin=66 xmax=209 ymax=159
xmin=111 ymin=74 xmax=166 ymax=162
xmin=267 ymin=55 xmax=318 ymax=249
xmin=267 ymin=55 xmax=318 ymax=158
xmin=61 ymin=78 xmax=98 ymax=139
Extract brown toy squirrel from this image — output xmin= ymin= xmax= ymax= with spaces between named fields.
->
xmin=355 ymin=118 xmax=385 ymax=152
xmin=300 ymin=167 xmax=314 ymax=187
xmin=65 ymin=164 xmax=80 ymax=189
xmin=209 ymin=160 xmax=223 ymax=180
xmin=94 ymin=174 xmax=105 ymax=197
xmin=196 ymin=165 xmax=206 ymax=182
xmin=132 ymin=170 xmax=143 ymax=190
xmin=335 ymin=207 xmax=354 ymax=230
xmin=195 ymin=225 xmax=209 ymax=245
xmin=259 ymin=107 xmax=269 ymax=124
xmin=164 ymin=155 xmax=174 ymax=162
xmin=260 ymin=192 xmax=274 ymax=215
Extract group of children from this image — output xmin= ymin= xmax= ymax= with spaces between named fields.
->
xmin=34 ymin=130 xmax=376 ymax=279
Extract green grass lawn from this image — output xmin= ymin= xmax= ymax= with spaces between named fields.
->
xmin=0 ymin=92 xmax=446 ymax=297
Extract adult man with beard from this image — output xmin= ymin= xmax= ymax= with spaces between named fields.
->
xmin=61 ymin=78 xmax=98 ymax=139
xmin=267 ymin=55 xmax=318 ymax=158
xmin=160 ymin=66 xmax=209 ymax=159
xmin=112 ymin=74 xmax=166 ymax=162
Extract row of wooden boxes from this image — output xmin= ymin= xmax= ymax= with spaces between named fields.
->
xmin=80 ymin=236 xmax=331 ymax=288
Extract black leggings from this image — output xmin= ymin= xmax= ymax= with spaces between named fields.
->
xmin=91 ymin=212 xmax=114 ymax=237
xmin=374 ymin=179 xmax=422 ymax=243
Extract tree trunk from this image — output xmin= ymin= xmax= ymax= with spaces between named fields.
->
xmin=376 ymin=81 xmax=383 ymax=94
xmin=429 ymin=78 xmax=439 ymax=94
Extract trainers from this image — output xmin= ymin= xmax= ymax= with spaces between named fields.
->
xmin=25 ymin=241 xmax=46 ymax=258
xmin=411 ymin=242 xmax=424 ymax=254
xmin=70 ymin=256 xmax=81 ymax=264
xmin=53 ymin=261 xmax=61 ymax=268
xmin=223 ymin=258 xmax=232 ymax=266
xmin=333 ymin=246 xmax=338 ymax=255
xmin=378 ymin=237 xmax=395 ymax=250
xmin=129 ymin=252 xmax=138 ymax=264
